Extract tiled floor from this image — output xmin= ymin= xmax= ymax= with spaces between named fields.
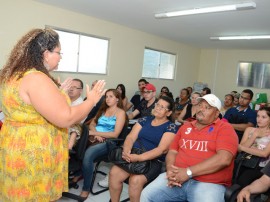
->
xmin=58 ymin=162 xmax=129 ymax=202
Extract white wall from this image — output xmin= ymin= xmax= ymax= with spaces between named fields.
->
xmin=199 ymin=49 xmax=270 ymax=101
xmin=1 ymin=0 xmax=269 ymax=104
xmin=0 ymin=0 xmax=201 ymax=100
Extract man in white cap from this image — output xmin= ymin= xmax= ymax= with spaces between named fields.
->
xmin=141 ymin=94 xmax=239 ymax=202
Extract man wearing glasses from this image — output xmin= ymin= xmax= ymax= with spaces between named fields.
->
xmin=68 ymin=78 xmax=84 ymax=106
xmin=68 ymin=78 xmax=85 ymax=149
xmin=128 ymin=83 xmax=157 ymax=120
xmin=223 ymin=89 xmax=257 ymax=142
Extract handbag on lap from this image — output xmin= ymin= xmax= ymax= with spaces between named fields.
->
xmin=235 ymin=152 xmax=261 ymax=169
xmin=108 ymin=139 xmax=155 ymax=174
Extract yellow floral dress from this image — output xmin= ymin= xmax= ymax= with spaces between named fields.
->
xmin=0 ymin=70 xmax=69 ymax=201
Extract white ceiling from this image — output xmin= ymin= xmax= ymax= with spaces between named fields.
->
xmin=35 ymin=0 xmax=270 ymax=49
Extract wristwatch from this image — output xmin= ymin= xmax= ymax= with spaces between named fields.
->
xmin=186 ymin=167 xmax=193 ymax=179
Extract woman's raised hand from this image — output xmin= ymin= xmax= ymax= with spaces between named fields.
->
xmin=86 ymin=80 xmax=106 ymax=106
xmin=58 ymin=77 xmax=73 ymax=93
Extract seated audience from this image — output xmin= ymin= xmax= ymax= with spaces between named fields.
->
xmin=133 ymin=78 xmax=148 ymax=96
xmin=231 ymin=90 xmax=238 ymax=96
xmin=109 ymin=96 xmax=178 ymax=202
xmin=220 ymin=94 xmax=234 ymax=116
xmin=236 ymin=106 xmax=270 ymax=187
xmin=68 ymin=78 xmax=85 ymax=149
xmin=175 ymin=86 xmax=192 ymax=102
xmin=140 ymin=94 xmax=238 ymax=202
xmin=98 ymin=83 xmax=154 ymax=188
xmin=158 ymin=86 xmax=173 ymax=99
xmin=233 ymin=93 xmax=240 ymax=107
xmin=160 ymin=91 xmax=173 ymax=99
xmin=128 ymin=83 xmax=157 ymax=120
xmin=130 ymin=79 xmax=148 ymax=119
xmin=174 ymin=88 xmax=190 ymax=120
xmin=76 ymin=89 xmax=127 ymax=199
xmin=177 ymin=91 xmax=201 ymax=124
xmin=116 ymin=83 xmax=132 ymax=111
xmin=201 ymin=87 xmax=211 ymax=96
xmin=224 ymin=89 xmax=257 ymax=142
xmin=98 ymin=84 xmax=132 ymax=188
xmin=186 ymin=86 xmax=193 ymax=95
xmin=160 ymin=86 xmax=170 ymax=94
xmin=237 ymin=161 xmax=270 ymax=202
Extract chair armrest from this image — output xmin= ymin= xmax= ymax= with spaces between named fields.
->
xmin=106 ymin=138 xmax=124 ymax=144
xmin=250 ymin=189 xmax=270 ymax=202
xmin=69 ymin=149 xmax=76 ymax=155
xmin=225 ymin=184 xmax=242 ymax=202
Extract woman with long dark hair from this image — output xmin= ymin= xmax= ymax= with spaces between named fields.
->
xmin=116 ymin=83 xmax=132 ymax=111
xmin=237 ymin=106 xmax=270 ymax=187
xmin=79 ymin=89 xmax=127 ymax=199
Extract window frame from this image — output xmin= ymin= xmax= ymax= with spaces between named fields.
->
xmin=142 ymin=47 xmax=177 ymax=80
xmin=237 ymin=61 xmax=270 ymax=89
xmin=46 ymin=26 xmax=110 ymax=75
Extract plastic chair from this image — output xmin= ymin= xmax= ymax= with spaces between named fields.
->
xmin=89 ymin=125 xmax=130 ymax=195
xmin=225 ymin=185 xmax=269 ymax=202
xmin=225 ymin=153 xmax=268 ymax=202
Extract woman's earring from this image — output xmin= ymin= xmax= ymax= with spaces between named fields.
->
xmin=43 ymin=61 xmax=50 ymax=70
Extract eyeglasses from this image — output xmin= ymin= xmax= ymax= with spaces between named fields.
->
xmin=143 ymin=91 xmax=153 ymax=94
xmin=70 ymin=86 xmax=82 ymax=90
xmin=52 ymin=51 xmax=63 ymax=56
xmin=155 ymin=103 xmax=169 ymax=111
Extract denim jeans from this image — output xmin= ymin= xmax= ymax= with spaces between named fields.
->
xmin=82 ymin=142 xmax=108 ymax=191
xmin=140 ymin=172 xmax=226 ymax=202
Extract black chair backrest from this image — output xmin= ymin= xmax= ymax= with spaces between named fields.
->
xmin=118 ymin=125 xmax=129 ymax=141
xmin=73 ymin=124 xmax=89 ymax=160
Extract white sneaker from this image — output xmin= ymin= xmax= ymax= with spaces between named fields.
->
xmin=98 ymin=175 xmax=109 ymax=188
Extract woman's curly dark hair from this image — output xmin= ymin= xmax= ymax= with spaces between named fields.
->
xmin=0 ymin=28 xmax=60 ymax=86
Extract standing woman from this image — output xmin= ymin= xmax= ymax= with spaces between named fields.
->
xmin=0 ymin=28 xmax=105 ymax=201
xmin=116 ymin=84 xmax=132 ymax=111
xmin=237 ymin=107 xmax=270 ymax=187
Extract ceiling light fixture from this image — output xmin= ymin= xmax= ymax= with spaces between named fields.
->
xmin=210 ymin=35 xmax=270 ymax=40
xmin=155 ymin=2 xmax=256 ymax=18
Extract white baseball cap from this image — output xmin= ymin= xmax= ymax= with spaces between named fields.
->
xmin=197 ymin=94 xmax=221 ymax=111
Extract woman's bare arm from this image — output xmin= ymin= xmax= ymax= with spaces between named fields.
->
xmin=20 ymin=72 xmax=105 ymax=128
